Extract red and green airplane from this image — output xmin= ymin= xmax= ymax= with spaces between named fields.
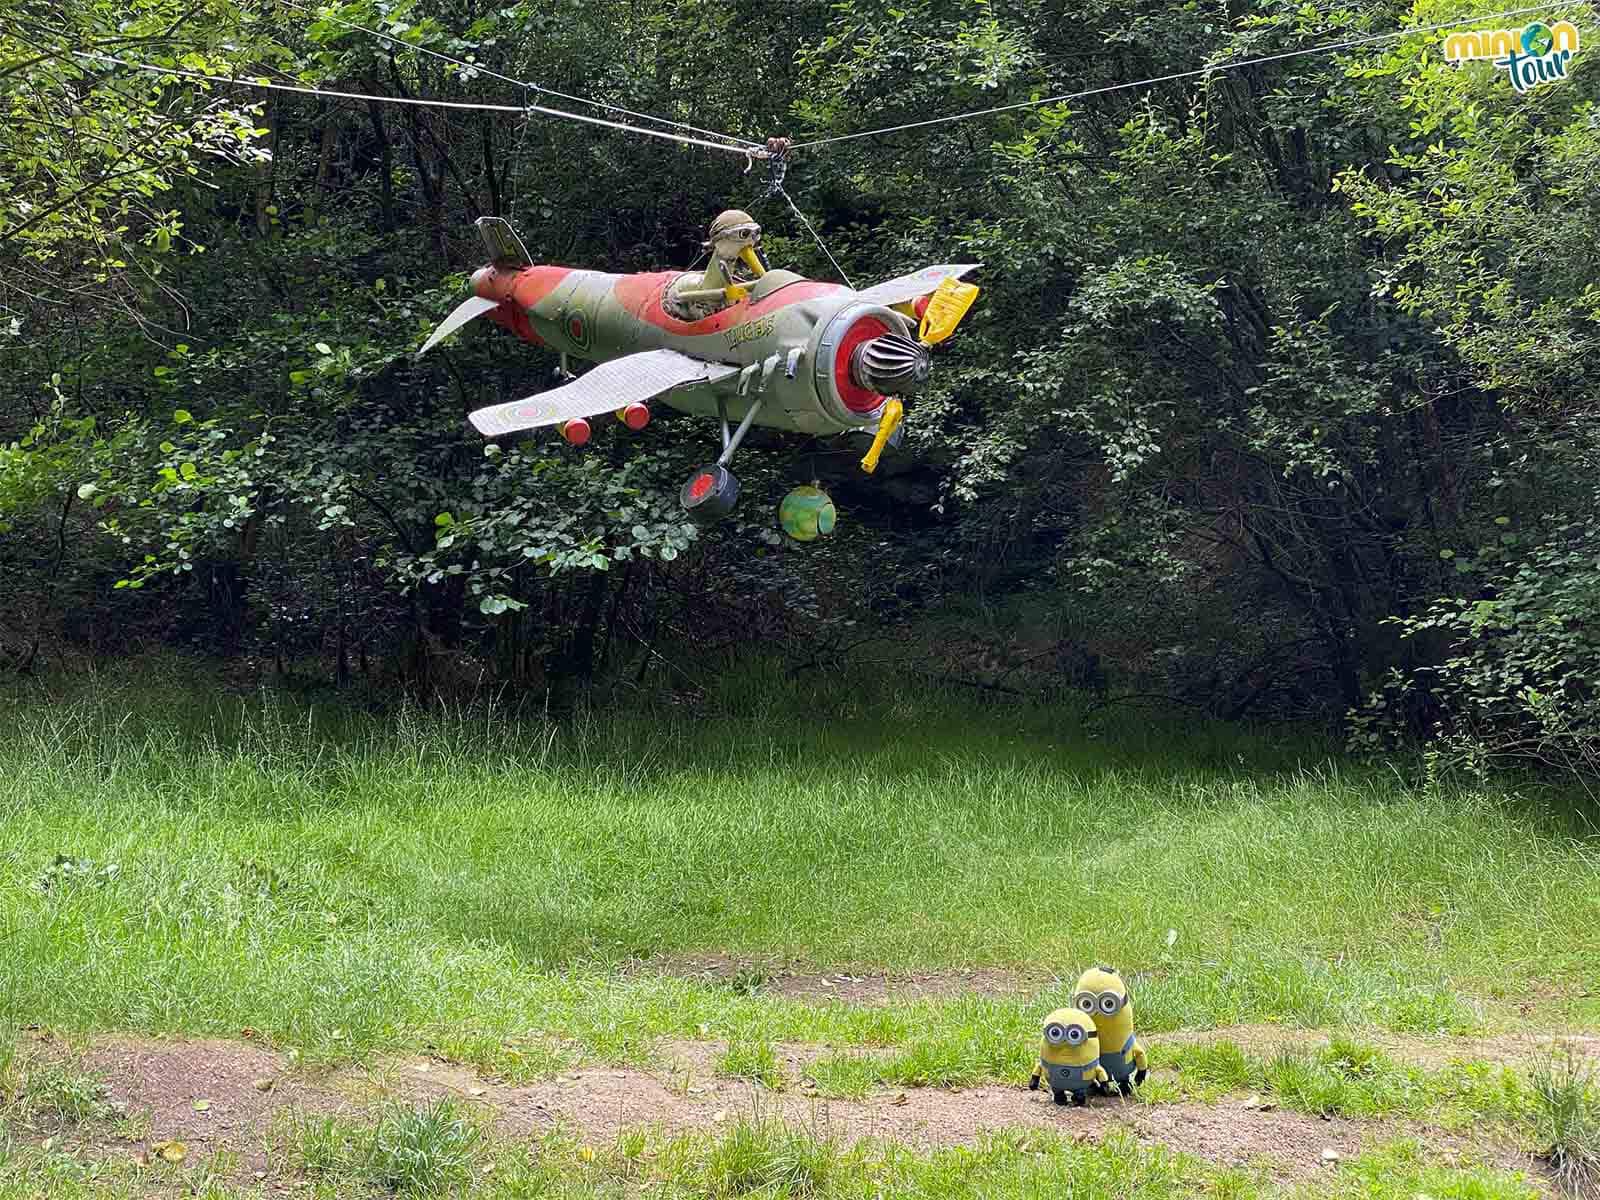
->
xmin=417 ymin=215 xmax=980 ymax=524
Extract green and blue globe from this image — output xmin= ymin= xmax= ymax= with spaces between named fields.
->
xmin=1522 ymin=22 xmax=1554 ymax=55
xmin=778 ymin=485 xmax=837 ymax=542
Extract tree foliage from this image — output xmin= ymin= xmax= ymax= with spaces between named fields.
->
xmin=3 ymin=0 xmax=1598 ymax=779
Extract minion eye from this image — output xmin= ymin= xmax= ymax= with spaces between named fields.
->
xmin=1045 ymin=1023 xmax=1066 ymax=1044
xmin=1075 ymin=994 xmax=1095 ymax=1013
xmin=1099 ymin=994 xmax=1120 ymax=1015
xmin=1064 ymin=1025 xmax=1085 ymax=1046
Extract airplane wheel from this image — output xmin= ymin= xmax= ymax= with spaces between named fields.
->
xmin=680 ymin=464 xmax=740 ymax=525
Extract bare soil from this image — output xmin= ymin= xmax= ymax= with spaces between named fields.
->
xmin=6 ymin=1029 xmax=1560 ymax=1193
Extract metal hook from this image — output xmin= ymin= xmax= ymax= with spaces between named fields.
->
xmin=763 ymin=135 xmax=792 ymax=198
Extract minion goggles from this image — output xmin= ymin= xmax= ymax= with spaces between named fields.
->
xmin=1044 ymin=1021 xmax=1100 ymax=1046
xmin=1073 ymin=990 xmax=1128 ymax=1016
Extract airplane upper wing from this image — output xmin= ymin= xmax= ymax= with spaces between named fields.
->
xmin=468 ymin=348 xmax=739 ymax=437
xmin=853 ymin=264 xmax=981 ymax=308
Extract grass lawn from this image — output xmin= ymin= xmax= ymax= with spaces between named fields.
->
xmin=3 ymin=661 xmax=1597 ymax=1069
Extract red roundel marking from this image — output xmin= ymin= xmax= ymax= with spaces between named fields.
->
xmin=834 ymin=314 xmax=890 ymax=415
xmin=568 ymin=316 xmax=584 ymax=340
xmin=688 ymin=472 xmax=714 ymax=500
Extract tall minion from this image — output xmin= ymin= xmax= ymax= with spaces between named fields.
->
xmin=1028 ymin=1008 xmax=1108 ymax=1106
xmin=1072 ymin=965 xmax=1148 ymax=1094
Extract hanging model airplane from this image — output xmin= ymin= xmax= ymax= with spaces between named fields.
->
xmin=416 ymin=212 xmax=980 ymax=525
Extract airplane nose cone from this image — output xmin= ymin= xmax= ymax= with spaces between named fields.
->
xmin=472 ymin=265 xmax=519 ymax=303
xmin=849 ymin=332 xmax=931 ymax=396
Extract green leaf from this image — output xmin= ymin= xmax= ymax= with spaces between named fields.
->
xmin=76 ymin=482 xmax=98 ymax=500
xmin=314 ymin=342 xmax=332 ymax=355
xmin=173 ymin=409 xmax=193 ymax=424
xmin=435 ymin=512 xmax=454 ymax=527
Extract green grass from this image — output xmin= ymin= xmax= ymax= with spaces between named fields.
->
xmin=1530 ymin=1049 xmax=1600 ymax=1196
xmin=0 ymin=1035 xmax=109 ymax=1127
xmin=285 ymin=1099 xmax=485 ymax=1194
xmin=716 ymin=1037 xmax=788 ymax=1090
xmin=0 ymin=1116 xmax=1551 ymax=1200
xmin=2 ymin=662 xmax=1598 ymax=1075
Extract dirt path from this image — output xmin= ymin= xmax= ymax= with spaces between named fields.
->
xmin=7 ymin=1031 xmax=1557 ymax=1193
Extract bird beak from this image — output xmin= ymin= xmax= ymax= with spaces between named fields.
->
xmin=739 ymin=246 xmax=767 ymax=277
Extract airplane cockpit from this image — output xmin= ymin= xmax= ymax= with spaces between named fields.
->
xmin=663 ymin=208 xmax=772 ymax=322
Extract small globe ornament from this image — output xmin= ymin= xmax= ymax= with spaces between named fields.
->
xmin=1522 ymin=22 xmax=1554 ymax=55
xmin=778 ymin=485 xmax=837 ymax=543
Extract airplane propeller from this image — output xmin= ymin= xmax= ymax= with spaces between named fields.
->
xmin=857 ymin=275 xmax=981 ymax=473
xmin=418 ymin=295 xmax=500 ymax=358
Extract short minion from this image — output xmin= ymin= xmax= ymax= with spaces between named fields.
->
xmin=1072 ymin=965 xmax=1148 ymax=1094
xmin=1028 ymin=1008 xmax=1108 ymax=1106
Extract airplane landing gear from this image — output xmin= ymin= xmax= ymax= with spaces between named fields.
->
xmin=680 ymin=464 xmax=740 ymax=525
xmin=679 ymin=394 xmax=765 ymax=524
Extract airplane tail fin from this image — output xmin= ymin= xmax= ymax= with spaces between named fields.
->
xmin=415 ymin=217 xmax=534 ymax=358
xmin=476 ymin=216 xmax=531 ymax=270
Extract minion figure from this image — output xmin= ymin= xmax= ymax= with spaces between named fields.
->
xmin=1028 ymin=1008 xmax=1108 ymax=1106
xmin=1073 ymin=965 xmax=1148 ymax=1094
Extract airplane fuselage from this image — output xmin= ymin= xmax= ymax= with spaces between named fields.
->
xmin=469 ymin=263 xmax=915 ymax=435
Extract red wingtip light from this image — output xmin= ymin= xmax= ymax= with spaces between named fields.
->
xmin=620 ymin=402 xmax=650 ymax=431
xmin=560 ymin=417 xmax=591 ymax=446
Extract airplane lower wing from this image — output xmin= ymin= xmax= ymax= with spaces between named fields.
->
xmin=468 ymin=348 xmax=739 ymax=437
xmin=853 ymin=264 xmax=981 ymax=308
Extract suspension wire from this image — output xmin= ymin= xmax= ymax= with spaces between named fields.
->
xmin=778 ymin=189 xmax=853 ymax=289
xmin=274 ymin=0 xmax=760 ymax=150
xmin=72 ymin=50 xmax=766 ymax=156
xmin=789 ymin=3 xmax=1570 ymax=150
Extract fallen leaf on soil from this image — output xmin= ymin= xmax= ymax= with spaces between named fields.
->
xmin=192 ymin=1098 xmax=211 ymax=1112
xmin=1320 ymin=1148 xmax=1341 ymax=1164
xmin=153 ymin=1140 xmax=187 ymax=1163
xmin=891 ymin=1093 xmax=909 ymax=1106
xmin=252 ymin=1078 xmax=274 ymax=1092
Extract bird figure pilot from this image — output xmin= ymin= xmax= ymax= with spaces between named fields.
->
xmin=663 ymin=208 xmax=770 ymax=322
